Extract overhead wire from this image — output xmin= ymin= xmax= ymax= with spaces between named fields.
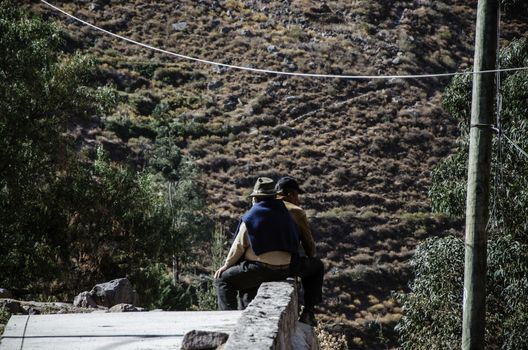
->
xmin=41 ymin=0 xmax=528 ymax=80
xmin=502 ymin=133 xmax=528 ymax=160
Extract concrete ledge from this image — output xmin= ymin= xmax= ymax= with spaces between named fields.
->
xmin=224 ymin=280 xmax=299 ymax=350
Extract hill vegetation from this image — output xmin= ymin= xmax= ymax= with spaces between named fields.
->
xmin=2 ymin=0 xmax=527 ymax=348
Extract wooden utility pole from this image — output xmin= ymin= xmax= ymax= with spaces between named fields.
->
xmin=462 ymin=0 xmax=498 ymax=349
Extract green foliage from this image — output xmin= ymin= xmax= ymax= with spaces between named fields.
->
xmin=0 ymin=306 xmax=9 ymax=335
xmin=442 ymin=72 xmax=472 ymax=131
xmin=0 ymin=2 xmax=210 ymax=306
xmin=65 ymin=148 xmax=175 ymax=280
xmin=487 ymin=236 xmax=528 ymax=349
xmin=396 ymin=236 xmax=464 ymax=350
xmin=0 ymin=1 xmax=114 ymax=290
xmin=431 ymin=38 xmax=528 ymax=238
xmin=501 ymin=0 xmax=528 ymax=14
xmin=195 ymin=225 xmax=228 ymax=311
xmin=129 ymin=263 xmax=192 ymax=310
xmin=398 ymin=235 xmax=528 ymax=349
xmin=429 ymin=147 xmax=468 ymax=215
xmin=152 ymin=67 xmax=203 ymax=87
xmin=400 ymin=37 xmax=528 ymax=349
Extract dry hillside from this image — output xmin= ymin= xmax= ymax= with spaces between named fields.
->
xmin=34 ymin=0 xmax=528 ymax=348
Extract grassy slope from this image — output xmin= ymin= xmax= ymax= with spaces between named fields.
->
xmin=34 ymin=0 xmax=527 ymax=348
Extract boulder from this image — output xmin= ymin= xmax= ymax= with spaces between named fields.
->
xmin=223 ymin=96 xmax=240 ymax=112
xmin=207 ymin=80 xmax=223 ymax=90
xmin=212 ymin=65 xmax=228 ymax=74
xmin=0 ymin=288 xmax=13 ymax=299
xmin=90 ymin=278 xmax=139 ymax=307
xmin=108 ymin=303 xmax=144 ymax=312
xmin=0 ymin=299 xmax=24 ymax=314
xmin=219 ymin=26 xmax=232 ymax=34
xmin=238 ymin=29 xmax=253 ymax=37
xmin=266 ymin=45 xmax=278 ymax=53
xmin=172 ymin=21 xmax=188 ymax=32
xmin=73 ymin=291 xmax=97 ymax=308
xmin=22 ymin=306 xmax=41 ymax=315
xmin=181 ymin=330 xmax=229 ymax=350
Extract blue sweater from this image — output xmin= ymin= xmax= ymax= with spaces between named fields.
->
xmin=241 ymin=199 xmax=300 ymax=255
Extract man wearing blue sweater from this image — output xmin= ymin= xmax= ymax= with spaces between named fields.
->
xmin=214 ymin=177 xmax=323 ymax=326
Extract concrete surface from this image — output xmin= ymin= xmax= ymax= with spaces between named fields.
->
xmin=0 ymin=310 xmax=242 ymax=350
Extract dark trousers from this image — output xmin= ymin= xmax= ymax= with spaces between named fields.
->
xmin=289 ymin=255 xmax=324 ymax=311
xmin=216 ymin=256 xmax=324 ymax=311
xmin=239 ymin=287 xmax=258 ymax=309
xmin=215 ymin=260 xmax=289 ymax=310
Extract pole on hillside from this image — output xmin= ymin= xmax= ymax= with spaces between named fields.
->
xmin=462 ymin=0 xmax=498 ymax=349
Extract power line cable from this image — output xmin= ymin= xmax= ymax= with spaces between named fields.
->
xmin=502 ymin=133 xmax=528 ymax=160
xmin=41 ymin=0 xmax=528 ymax=80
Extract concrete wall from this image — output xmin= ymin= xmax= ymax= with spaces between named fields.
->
xmin=224 ymin=280 xmax=319 ymax=350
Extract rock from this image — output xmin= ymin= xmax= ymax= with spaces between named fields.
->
xmin=181 ymin=330 xmax=229 ymax=350
xmin=210 ymin=19 xmax=221 ymax=28
xmin=73 ymin=291 xmax=97 ymax=308
xmin=238 ymin=29 xmax=253 ymax=37
xmin=312 ymin=3 xmax=331 ymax=14
xmin=108 ymin=303 xmax=144 ymax=312
xmin=207 ymin=80 xmax=223 ymax=90
xmin=91 ymin=278 xmax=139 ymax=308
xmin=172 ymin=21 xmax=188 ymax=32
xmin=88 ymin=0 xmax=107 ymax=11
xmin=0 ymin=299 xmax=24 ymax=314
xmin=0 ymin=288 xmax=13 ymax=299
xmin=223 ymin=96 xmax=240 ymax=112
xmin=259 ymin=22 xmax=270 ymax=29
xmin=287 ymin=63 xmax=298 ymax=71
xmin=23 ymin=306 xmax=41 ymax=315
xmin=285 ymin=96 xmax=299 ymax=103
xmin=283 ymin=61 xmax=298 ymax=72
xmin=89 ymin=2 xmax=100 ymax=11
xmin=266 ymin=45 xmax=278 ymax=53
xmin=212 ymin=65 xmax=228 ymax=74
xmin=392 ymin=57 xmax=401 ymax=65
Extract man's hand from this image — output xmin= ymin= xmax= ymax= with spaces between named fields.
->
xmin=214 ymin=265 xmax=229 ymax=279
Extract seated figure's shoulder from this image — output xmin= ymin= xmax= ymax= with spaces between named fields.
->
xmin=282 ymin=200 xmax=299 ymax=210
xmin=282 ymin=201 xmax=305 ymax=216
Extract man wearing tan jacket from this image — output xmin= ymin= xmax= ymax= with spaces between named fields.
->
xmin=275 ymin=176 xmax=323 ymax=326
xmin=276 ymin=176 xmax=316 ymax=258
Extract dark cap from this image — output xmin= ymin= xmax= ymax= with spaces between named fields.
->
xmin=275 ymin=176 xmax=305 ymax=195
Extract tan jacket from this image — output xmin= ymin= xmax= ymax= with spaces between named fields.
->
xmin=281 ymin=200 xmax=316 ymax=258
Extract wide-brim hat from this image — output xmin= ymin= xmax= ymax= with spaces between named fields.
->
xmin=248 ymin=177 xmax=278 ymax=197
xmin=275 ymin=176 xmax=305 ymax=195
